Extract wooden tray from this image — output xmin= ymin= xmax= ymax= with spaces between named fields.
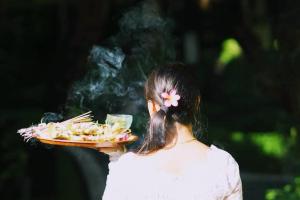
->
xmin=36 ymin=135 xmax=138 ymax=149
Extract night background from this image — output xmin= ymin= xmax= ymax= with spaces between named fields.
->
xmin=1 ymin=0 xmax=300 ymax=200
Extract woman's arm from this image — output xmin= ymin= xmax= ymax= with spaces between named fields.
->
xmin=102 ymin=152 xmax=133 ymax=200
xmin=224 ymin=156 xmax=243 ymax=200
xmin=224 ymin=180 xmax=242 ymax=200
xmin=102 ymin=159 xmax=123 ymax=200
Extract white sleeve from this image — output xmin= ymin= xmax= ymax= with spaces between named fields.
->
xmin=102 ymin=160 xmax=123 ymax=200
xmin=102 ymin=153 xmax=131 ymax=200
xmin=224 ymin=155 xmax=243 ymax=200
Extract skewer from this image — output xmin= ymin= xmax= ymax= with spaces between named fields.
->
xmin=65 ymin=111 xmax=92 ymax=121
xmin=62 ymin=111 xmax=93 ymax=124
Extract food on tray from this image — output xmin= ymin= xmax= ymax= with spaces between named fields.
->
xmin=18 ymin=112 xmax=135 ymax=144
xmin=105 ymin=114 xmax=133 ymax=129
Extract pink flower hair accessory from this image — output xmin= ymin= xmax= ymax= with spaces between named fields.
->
xmin=161 ymin=90 xmax=181 ymax=107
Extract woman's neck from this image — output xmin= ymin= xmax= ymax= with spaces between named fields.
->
xmin=164 ymin=122 xmax=195 ymax=148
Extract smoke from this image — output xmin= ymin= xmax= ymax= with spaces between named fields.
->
xmin=67 ymin=0 xmax=176 ymax=131
xmin=41 ymin=112 xmax=63 ymax=123
xmin=89 ymin=46 xmax=125 ymax=78
xmin=118 ymin=1 xmax=169 ymax=32
xmin=71 ymin=46 xmax=127 ymax=103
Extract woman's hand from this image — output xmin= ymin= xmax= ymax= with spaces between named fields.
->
xmin=96 ymin=145 xmax=125 ymax=154
xmin=96 ymin=145 xmax=126 ymax=161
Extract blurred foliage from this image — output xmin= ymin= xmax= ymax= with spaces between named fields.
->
xmin=265 ymin=177 xmax=300 ymax=200
xmin=228 ymin=128 xmax=300 ymax=174
xmin=231 ymin=131 xmax=287 ymax=158
xmin=218 ymin=38 xmax=243 ymax=66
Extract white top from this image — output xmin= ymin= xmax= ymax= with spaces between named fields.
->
xmin=102 ymin=145 xmax=243 ymax=200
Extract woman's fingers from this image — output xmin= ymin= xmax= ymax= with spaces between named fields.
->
xmin=96 ymin=145 xmax=126 ymax=154
xmin=98 ymin=147 xmax=121 ymax=153
xmin=97 ymin=146 xmax=127 ymax=161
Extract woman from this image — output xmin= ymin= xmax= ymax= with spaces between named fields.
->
xmin=101 ymin=63 xmax=243 ymax=200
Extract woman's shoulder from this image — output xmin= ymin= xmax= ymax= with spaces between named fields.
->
xmin=209 ymin=144 xmax=237 ymax=161
xmin=210 ymin=145 xmax=240 ymax=179
xmin=208 ymin=144 xmax=240 ymax=172
xmin=109 ymin=151 xmax=137 ymax=167
xmin=117 ymin=151 xmax=137 ymax=163
xmin=107 ymin=152 xmax=136 ymax=177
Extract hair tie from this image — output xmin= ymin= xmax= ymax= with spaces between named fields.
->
xmin=160 ymin=105 xmax=168 ymax=113
xmin=161 ymin=90 xmax=181 ymax=107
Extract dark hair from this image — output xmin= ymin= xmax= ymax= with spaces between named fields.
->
xmin=138 ymin=63 xmax=201 ymax=154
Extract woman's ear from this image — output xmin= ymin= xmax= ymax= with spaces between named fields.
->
xmin=147 ymin=100 xmax=161 ymax=117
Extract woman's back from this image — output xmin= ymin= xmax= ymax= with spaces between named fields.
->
xmin=102 ymin=64 xmax=242 ymax=199
xmin=103 ymin=143 xmax=242 ymax=200
xmin=140 ymin=140 xmax=210 ymax=177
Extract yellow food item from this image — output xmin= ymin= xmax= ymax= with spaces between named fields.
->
xmin=18 ymin=112 xmax=133 ymax=142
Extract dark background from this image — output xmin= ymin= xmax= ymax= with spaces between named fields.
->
xmin=1 ymin=0 xmax=300 ymax=200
